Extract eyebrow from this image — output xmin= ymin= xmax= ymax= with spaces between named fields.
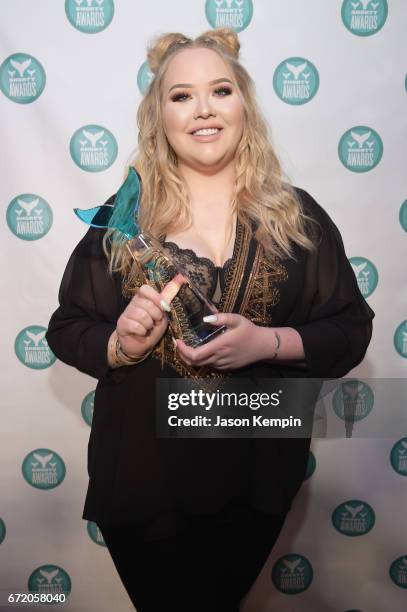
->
xmin=168 ymin=77 xmax=234 ymax=94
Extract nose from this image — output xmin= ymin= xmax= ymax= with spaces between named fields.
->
xmin=193 ymin=93 xmax=215 ymax=120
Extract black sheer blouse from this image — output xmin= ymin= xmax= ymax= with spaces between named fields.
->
xmin=46 ymin=188 xmax=374 ymax=528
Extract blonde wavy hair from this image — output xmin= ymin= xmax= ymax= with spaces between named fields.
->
xmin=104 ymin=27 xmax=317 ymax=273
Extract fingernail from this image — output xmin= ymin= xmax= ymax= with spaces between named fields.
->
xmin=172 ymin=337 xmax=178 ymax=349
xmin=160 ymin=298 xmax=171 ymax=312
xmin=203 ymin=315 xmax=218 ymax=323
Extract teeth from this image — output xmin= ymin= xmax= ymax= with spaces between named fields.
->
xmin=192 ymin=128 xmax=220 ymax=136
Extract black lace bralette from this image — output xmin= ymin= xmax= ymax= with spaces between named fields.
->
xmin=161 ymin=241 xmax=234 ymax=307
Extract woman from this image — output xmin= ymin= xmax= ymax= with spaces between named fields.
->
xmin=46 ymin=28 xmax=374 ymax=612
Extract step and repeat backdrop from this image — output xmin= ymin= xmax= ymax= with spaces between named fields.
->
xmin=1 ymin=1 xmax=406 ymax=611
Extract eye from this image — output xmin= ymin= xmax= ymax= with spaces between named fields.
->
xmin=170 ymin=86 xmax=233 ymax=102
xmin=214 ymin=86 xmax=232 ymax=96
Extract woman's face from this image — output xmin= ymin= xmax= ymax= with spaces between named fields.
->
xmin=161 ymin=48 xmax=245 ymax=173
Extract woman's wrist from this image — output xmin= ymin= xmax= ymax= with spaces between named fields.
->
xmin=107 ymin=330 xmax=152 ymax=368
xmin=255 ymin=326 xmax=305 ymax=363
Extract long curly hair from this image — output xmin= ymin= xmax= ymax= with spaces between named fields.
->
xmin=104 ymin=27 xmax=317 ymax=273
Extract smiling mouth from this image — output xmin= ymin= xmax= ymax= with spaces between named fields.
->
xmin=190 ymin=127 xmax=223 ymax=136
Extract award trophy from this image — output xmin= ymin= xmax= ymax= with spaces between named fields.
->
xmin=74 ymin=167 xmax=227 ymax=347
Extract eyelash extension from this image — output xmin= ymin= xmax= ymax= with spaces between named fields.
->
xmin=171 ymin=86 xmax=232 ymax=102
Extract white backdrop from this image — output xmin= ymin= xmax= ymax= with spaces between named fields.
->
xmin=1 ymin=1 xmax=406 ymax=611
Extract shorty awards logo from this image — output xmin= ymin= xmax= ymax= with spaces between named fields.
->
xmin=304 ymin=450 xmax=316 ymax=480
xmin=15 ymin=326 xmax=56 ymax=369
xmin=332 ymin=380 xmax=374 ymax=422
xmin=205 ymin=0 xmax=253 ymax=33
xmin=399 ymin=200 xmax=407 ymax=232
xmin=271 ymin=554 xmax=313 ymax=594
xmin=349 ymin=257 xmax=378 ymax=298
xmin=393 ymin=320 xmax=407 ymax=359
xmin=6 ymin=194 xmax=53 ymax=241
xmin=389 ymin=556 xmax=407 ymax=589
xmin=338 ymin=126 xmax=383 ymax=172
xmin=341 ymin=0 xmax=388 ymax=36
xmin=273 ymin=58 xmax=319 ymax=105
xmin=28 ymin=565 xmax=71 ymax=598
xmin=0 ymin=518 xmax=6 ymax=545
xmin=81 ymin=390 xmax=95 ymax=426
xmin=22 ymin=449 xmax=66 ymax=490
xmin=137 ymin=61 xmax=154 ymax=95
xmin=0 ymin=53 xmax=46 ymax=104
xmin=390 ymin=437 xmax=407 ymax=476
xmin=65 ymin=0 xmax=114 ymax=34
xmin=332 ymin=500 xmax=375 ymax=536
xmin=70 ymin=124 xmax=118 ymax=172
xmin=87 ymin=521 xmax=106 ymax=546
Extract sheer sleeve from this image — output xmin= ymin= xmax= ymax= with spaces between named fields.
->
xmin=46 ymin=222 xmax=123 ymax=380
xmin=291 ymin=189 xmax=375 ymax=378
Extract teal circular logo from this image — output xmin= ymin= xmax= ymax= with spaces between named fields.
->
xmin=65 ymin=0 xmax=114 ymax=34
xmin=333 ymin=380 xmax=374 ymax=422
xmin=399 ymin=200 xmax=407 ymax=232
xmin=0 ymin=53 xmax=46 ymax=104
xmin=394 ymin=320 xmax=407 ymax=358
xmin=81 ymin=391 xmax=95 ymax=426
xmin=137 ymin=61 xmax=154 ymax=95
xmin=205 ymin=0 xmax=253 ymax=33
xmin=389 ymin=556 xmax=407 ymax=589
xmin=338 ymin=126 xmax=383 ymax=172
xmin=6 ymin=194 xmax=52 ymax=241
xmin=304 ymin=450 xmax=316 ymax=480
xmin=349 ymin=257 xmax=378 ymax=297
xmin=70 ymin=124 xmax=117 ymax=172
xmin=332 ymin=499 xmax=375 ymax=536
xmin=341 ymin=0 xmax=388 ymax=36
xmin=271 ymin=554 xmax=313 ymax=594
xmin=87 ymin=521 xmax=106 ymax=546
xmin=0 ymin=518 xmax=6 ymax=545
xmin=273 ymin=57 xmax=319 ymax=105
xmin=390 ymin=437 xmax=407 ymax=476
xmin=15 ymin=326 xmax=56 ymax=369
xmin=22 ymin=448 xmax=66 ymax=490
xmin=28 ymin=564 xmax=71 ymax=600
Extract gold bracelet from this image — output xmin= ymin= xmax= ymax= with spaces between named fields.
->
xmin=115 ymin=337 xmax=152 ymax=365
xmin=270 ymin=331 xmax=281 ymax=360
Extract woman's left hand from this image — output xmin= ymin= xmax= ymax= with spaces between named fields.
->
xmin=175 ymin=313 xmax=266 ymax=371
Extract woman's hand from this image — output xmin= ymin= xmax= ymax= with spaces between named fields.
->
xmin=116 ymin=284 xmax=169 ymax=359
xmin=175 ymin=313 xmax=267 ymax=371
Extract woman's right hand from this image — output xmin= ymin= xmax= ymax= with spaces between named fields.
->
xmin=115 ymin=284 xmax=171 ymax=359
